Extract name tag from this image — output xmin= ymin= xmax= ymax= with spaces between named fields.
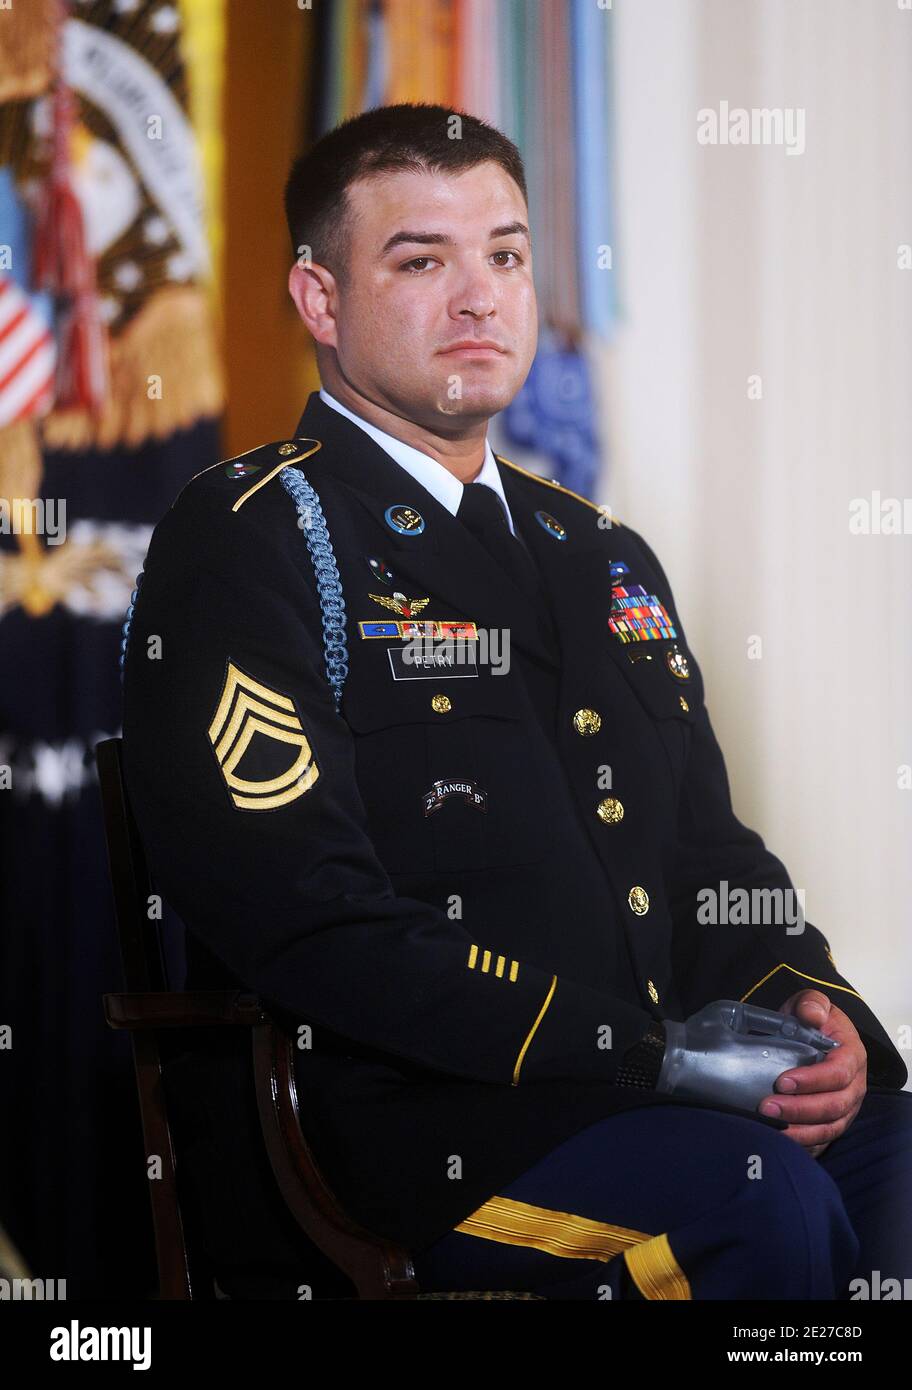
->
xmin=387 ymin=646 xmax=479 ymax=681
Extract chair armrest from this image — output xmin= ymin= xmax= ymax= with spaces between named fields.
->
xmin=251 ymin=1023 xmax=419 ymax=1298
xmin=104 ymin=990 xmax=267 ymax=1030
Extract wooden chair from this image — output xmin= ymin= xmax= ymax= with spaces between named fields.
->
xmin=94 ymin=737 xmax=543 ymax=1302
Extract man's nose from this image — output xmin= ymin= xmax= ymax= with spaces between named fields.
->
xmin=449 ymin=272 xmax=497 ymax=318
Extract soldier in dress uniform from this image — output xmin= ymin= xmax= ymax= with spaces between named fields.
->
xmin=121 ymin=104 xmax=911 ymax=1300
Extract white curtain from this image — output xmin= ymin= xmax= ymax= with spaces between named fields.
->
xmin=605 ymin=0 xmax=912 ymax=1064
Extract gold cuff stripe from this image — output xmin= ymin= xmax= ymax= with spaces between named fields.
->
xmin=624 ymin=1233 xmax=692 ymax=1300
xmin=466 ymin=944 xmax=520 ymax=980
xmin=511 ymin=975 xmax=557 ymax=1086
xmin=497 ymin=455 xmax=622 ymax=526
xmin=740 ymin=963 xmax=863 ymax=1005
xmin=455 ymin=1195 xmax=652 ymax=1262
xmin=231 ymin=439 xmax=322 ymax=512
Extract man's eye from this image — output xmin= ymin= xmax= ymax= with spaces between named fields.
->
xmin=400 ymin=251 xmax=524 ymax=273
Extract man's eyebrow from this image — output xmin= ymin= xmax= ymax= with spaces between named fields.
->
xmin=378 ymin=222 xmax=531 ymax=258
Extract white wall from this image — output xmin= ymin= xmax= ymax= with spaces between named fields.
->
xmin=608 ymin=0 xmax=912 ymax=1066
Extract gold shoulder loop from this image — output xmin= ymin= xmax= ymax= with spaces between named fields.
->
xmin=495 ymin=454 xmax=622 ymax=527
xmin=231 ymin=438 xmax=322 ymax=513
xmin=173 ymin=438 xmax=322 ymax=513
xmin=184 ymin=437 xmax=322 ymax=498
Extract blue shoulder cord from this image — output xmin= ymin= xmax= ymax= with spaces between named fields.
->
xmin=119 ymin=576 xmax=143 ymax=682
xmin=119 ymin=467 xmax=350 ymax=713
xmin=279 ymin=467 xmax=349 ymax=711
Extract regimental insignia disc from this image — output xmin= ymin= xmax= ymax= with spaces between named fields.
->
xmin=665 ymin=643 xmax=691 ymax=681
xmin=534 ymin=509 xmax=567 ymax=541
xmin=385 ymin=504 xmax=425 ymax=535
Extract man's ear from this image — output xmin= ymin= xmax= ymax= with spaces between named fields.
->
xmin=288 ymin=259 xmax=338 ymax=349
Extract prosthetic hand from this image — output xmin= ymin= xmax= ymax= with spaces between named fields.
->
xmin=656 ymin=1000 xmax=839 ymax=1111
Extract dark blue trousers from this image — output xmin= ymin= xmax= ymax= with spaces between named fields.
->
xmin=411 ymin=1087 xmax=912 ymax=1300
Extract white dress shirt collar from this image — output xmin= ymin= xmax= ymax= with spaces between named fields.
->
xmin=318 ymin=388 xmax=516 ymax=534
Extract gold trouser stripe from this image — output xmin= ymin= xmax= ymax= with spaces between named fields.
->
xmin=455 ymin=1195 xmax=652 ymax=1262
xmin=740 ymin=962 xmax=862 ymax=1005
xmin=511 ymin=976 xmax=556 ymax=1085
xmin=231 ymin=440 xmax=322 ymax=511
xmin=624 ymin=1233 xmax=692 ymax=1300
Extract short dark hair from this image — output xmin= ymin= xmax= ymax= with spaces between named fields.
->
xmin=284 ymin=102 xmax=527 ymax=286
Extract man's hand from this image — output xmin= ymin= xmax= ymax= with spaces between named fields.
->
xmin=757 ymin=989 xmax=867 ymax=1158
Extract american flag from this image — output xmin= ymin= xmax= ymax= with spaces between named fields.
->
xmin=0 ymin=273 xmax=56 ymax=427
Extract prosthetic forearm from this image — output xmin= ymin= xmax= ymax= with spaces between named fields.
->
xmin=615 ymin=1001 xmax=838 ymax=1111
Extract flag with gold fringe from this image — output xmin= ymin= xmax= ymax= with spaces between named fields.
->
xmin=0 ymin=0 xmax=224 ymax=1298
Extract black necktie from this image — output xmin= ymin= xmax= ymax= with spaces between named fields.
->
xmin=456 ymin=482 xmax=543 ymax=600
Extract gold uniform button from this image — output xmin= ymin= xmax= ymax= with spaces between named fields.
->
xmin=573 ymin=707 xmax=602 ymax=736
xmin=647 ymin=979 xmax=659 ymax=1004
xmin=628 ymin=886 xmax=650 ymax=915
xmin=277 ymin=442 xmax=298 ymax=456
xmin=431 ymin=693 xmax=452 ymax=713
xmin=679 ymin=696 xmax=689 ymax=712
xmin=596 ymin=796 xmax=624 ymax=825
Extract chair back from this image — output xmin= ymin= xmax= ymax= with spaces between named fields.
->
xmin=95 ymin=737 xmax=199 ymax=1299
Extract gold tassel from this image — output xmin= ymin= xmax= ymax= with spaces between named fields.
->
xmin=0 ymin=416 xmax=131 ymax=618
xmin=40 ymin=285 xmax=225 ymax=454
xmin=0 ymin=418 xmax=51 ymax=616
xmin=0 ymin=416 xmax=43 ymax=502
xmin=0 ymin=0 xmax=57 ymax=104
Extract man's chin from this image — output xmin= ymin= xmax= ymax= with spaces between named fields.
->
xmin=430 ymin=383 xmax=517 ymax=422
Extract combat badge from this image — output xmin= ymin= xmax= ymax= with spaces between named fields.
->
xmin=208 ymin=660 xmax=319 ymax=811
xmin=368 ymin=591 xmax=430 ymax=618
